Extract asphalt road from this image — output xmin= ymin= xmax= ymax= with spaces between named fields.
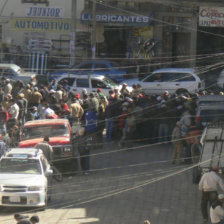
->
xmin=0 ymin=142 xmax=204 ymax=224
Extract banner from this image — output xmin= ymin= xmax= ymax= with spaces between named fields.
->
xmin=11 ymin=17 xmax=90 ymax=34
xmin=81 ymin=13 xmax=151 ymax=26
xmin=26 ymin=6 xmax=64 ymax=18
xmin=199 ymin=7 xmax=224 ymax=27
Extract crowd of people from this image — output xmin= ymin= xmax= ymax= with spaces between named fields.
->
xmin=0 ymin=77 xmax=224 ymax=223
xmin=0 ymin=76 xmax=217 ymax=164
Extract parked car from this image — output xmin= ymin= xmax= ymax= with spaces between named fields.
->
xmin=19 ymin=119 xmax=73 ymax=168
xmin=50 ymin=60 xmax=130 ymax=83
xmin=0 ymin=148 xmax=53 ymax=208
xmin=55 ymin=74 xmax=131 ymax=97
xmin=217 ymin=69 xmax=224 ymax=89
xmin=0 ymin=63 xmax=37 ymax=84
xmin=123 ymin=68 xmax=205 ymax=95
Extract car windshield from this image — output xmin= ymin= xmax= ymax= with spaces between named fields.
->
xmin=201 ymin=109 xmax=224 ymax=123
xmin=11 ymin=64 xmax=25 ymax=73
xmin=0 ymin=158 xmax=41 ymax=174
xmin=22 ymin=124 xmax=69 ymax=140
xmin=103 ymin=77 xmax=118 ymax=87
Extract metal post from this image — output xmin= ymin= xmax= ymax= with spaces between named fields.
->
xmin=31 ymin=53 xmax=35 ymax=73
xmin=36 ymin=52 xmax=39 ymax=74
xmin=70 ymin=0 xmax=77 ymax=66
xmin=41 ymin=52 xmax=44 ymax=75
xmin=92 ymin=0 xmax=96 ymax=59
xmin=44 ymin=54 xmax=48 ymax=74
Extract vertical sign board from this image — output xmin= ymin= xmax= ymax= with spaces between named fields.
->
xmin=199 ymin=6 xmax=224 ymax=27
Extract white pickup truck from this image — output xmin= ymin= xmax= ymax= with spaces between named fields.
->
xmin=193 ymin=123 xmax=224 ymax=184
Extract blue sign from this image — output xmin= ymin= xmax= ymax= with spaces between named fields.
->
xmin=81 ymin=13 xmax=152 ymax=26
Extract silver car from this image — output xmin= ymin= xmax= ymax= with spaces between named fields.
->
xmin=0 ymin=148 xmax=52 ymax=208
xmin=0 ymin=63 xmax=37 ymax=84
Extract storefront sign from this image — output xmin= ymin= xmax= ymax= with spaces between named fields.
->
xmin=26 ymin=6 xmax=64 ymax=18
xmin=199 ymin=7 xmax=224 ymax=27
xmin=11 ymin=17 xmax=90 ymax=33
xmin=81 ymin=13 xmax=151 ymax=26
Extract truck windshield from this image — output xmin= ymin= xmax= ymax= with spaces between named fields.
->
xmin=201 ymin=109 xmax=224 ymax=123
xmin=0 ymin=158 xmax=41 ymax=174
xmin=22 ymin=124 xmax=69 ymax=140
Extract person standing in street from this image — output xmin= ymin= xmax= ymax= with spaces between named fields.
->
xmin=210 ymin=194 xmax=224 ymax=224
xmin=72 ymin=127 xmax=91 ymax=175
xmin=35 ymin=136 xmax=54 ymax=162
xmin=70 ymin=97 xmax=84 ymax=125
xmin=0 ymin=139 xmax=7 ymax=158
xmin=199 ymin=167 xmax=224 ymax=223
xmin=171 ymin=121 xmax=183 ymax=164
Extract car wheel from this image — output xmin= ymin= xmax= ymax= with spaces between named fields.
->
xmin=176 ymin=88 xmax=189 ymax=95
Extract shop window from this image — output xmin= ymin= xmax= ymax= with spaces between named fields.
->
xmin=77 ymin=79 xmax=89 ymax=88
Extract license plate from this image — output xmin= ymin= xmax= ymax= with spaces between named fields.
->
xmin=9 ymin=196 xmax=20 ymax=203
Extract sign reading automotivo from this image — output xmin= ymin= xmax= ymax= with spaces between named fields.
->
xmin=11 ymin=17 xmax=89 ymax=33
xmin=199 ymin=6 xmax=224 ymax=27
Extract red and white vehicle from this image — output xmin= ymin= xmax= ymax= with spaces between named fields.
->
xmin=19 ymin=119 xmax=73 ymax=163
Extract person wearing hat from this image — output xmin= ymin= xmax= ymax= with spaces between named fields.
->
xmin=120 ymin=83 xmax=131 ymax=98
xmin=30 ymin=215 xmax=39 ymax=224
xmin=171 ymin=121 xmax=183 ymax=164
xmin=210 ymin=194 xmax=224 ymax=224
xmin=72 ymin=127 xmax=92 ymax=175
xmin=199 ymin=166 xmax=224 ymax=223
xmin=75 ymin=93 xmax=83 ymax=105
xmin=17 ymin=92 xmax=28 ymax=127
xmin=70 ymin=97 xmax=84 ymax=124
xmin=35 ymin=136 xmax=54 ymax=162
xmin=4 ymin=79 xmax=12 ymax=95
xmin=14 ymin=214 xmax=29 ymax=223
xmin=87 ymin=93 xmax=99 ymax=113
xmin=29 ymin=87 xmax=42 ymax=107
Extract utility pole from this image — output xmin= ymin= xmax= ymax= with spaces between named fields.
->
xmin=92 ymin=0 xmax=96 ymax=59
xmin=70 ymin=0 xmax=77 ymax=66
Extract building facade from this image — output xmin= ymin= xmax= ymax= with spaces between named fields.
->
xmin=0 ymin=0 xmax=224 ymax=72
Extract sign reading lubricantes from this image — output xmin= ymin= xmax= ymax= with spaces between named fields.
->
xmin=199 ymin=7 xmax=224 ymax=27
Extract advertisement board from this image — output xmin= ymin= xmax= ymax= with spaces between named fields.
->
xmin=11 ymin=17 xmax=90 ymax=34
xmin=199 ymin=7 xmax=224 ymax=27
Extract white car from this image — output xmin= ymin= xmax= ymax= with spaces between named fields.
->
xmin=0 ymin=63 xmax=37 ymax=84
xmin=0 ymin=148 xmax=52 ymax=208
xmin=123 ymin=68 xmax=204 ymax=95
xmin=55 ymin=74 xmax=131 ymax=97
